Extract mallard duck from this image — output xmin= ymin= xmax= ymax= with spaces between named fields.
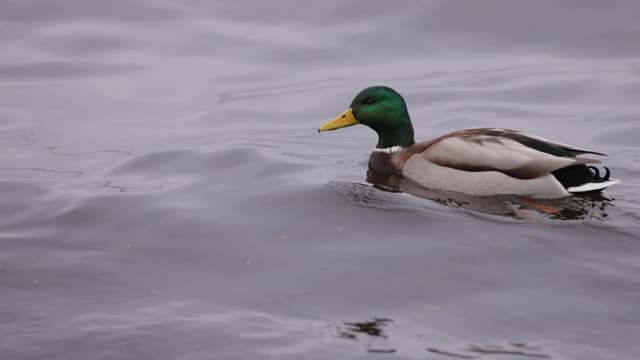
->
xmin=318 ymin=86 xmax=619 ymax=199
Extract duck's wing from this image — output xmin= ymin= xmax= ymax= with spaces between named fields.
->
xmin=480 ymin=128 xmax=606 ymax=156
xmin=409 ymin=129 xmax=601 ymax=180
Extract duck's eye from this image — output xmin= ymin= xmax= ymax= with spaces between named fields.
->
xmin=365 ymin=98 xmax=376 ymax=104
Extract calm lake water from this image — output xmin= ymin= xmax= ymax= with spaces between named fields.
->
xmin=1 ymin=1 xmax=640 ymax=359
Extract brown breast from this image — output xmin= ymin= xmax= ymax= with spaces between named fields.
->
xmin=368 ymin=151 xmax=402 ymax=175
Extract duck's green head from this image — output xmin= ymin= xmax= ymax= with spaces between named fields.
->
xmin=318 ymin=86 xmax=415 ymax=148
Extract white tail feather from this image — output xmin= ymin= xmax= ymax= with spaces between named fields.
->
xmin=567 ymin=178 xmax=620 ymax=193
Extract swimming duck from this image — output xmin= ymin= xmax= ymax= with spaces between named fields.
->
xmin=318 ymin=86 xmax=619 ymax=199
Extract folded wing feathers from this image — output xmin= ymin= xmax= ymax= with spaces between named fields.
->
xmin=423 ymin=136 xmax=600 ymax=180
xmin=501 ymin=129 xmax=607 ymax=156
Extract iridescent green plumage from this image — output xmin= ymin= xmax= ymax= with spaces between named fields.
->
xmin=349 ymin=86 xmax=415 ymax=148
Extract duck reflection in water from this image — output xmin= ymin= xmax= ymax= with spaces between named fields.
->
xmin=366 ymin=166 xmax=614 ymax=221
xmin=335 ymin=317 xmax=550 ymax=358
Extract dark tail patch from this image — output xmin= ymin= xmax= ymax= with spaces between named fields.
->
xmin=552 ymin=164 xmax=612 ymax=191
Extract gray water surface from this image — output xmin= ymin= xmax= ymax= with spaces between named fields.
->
xmin=1 ymin=1 xmax=640 ymax=359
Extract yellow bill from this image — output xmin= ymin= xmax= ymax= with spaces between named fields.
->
xmin=318 ymin=108 xmax=358 ymax=132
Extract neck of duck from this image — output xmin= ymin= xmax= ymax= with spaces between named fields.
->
xmin=374 ymin=116 xmax=415 ymax=149
xmin=368 ymin=114 xmax=415 ymax=175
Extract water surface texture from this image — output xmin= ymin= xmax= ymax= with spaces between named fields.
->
xmin=1 ymin=1 xmax=640 ymax=359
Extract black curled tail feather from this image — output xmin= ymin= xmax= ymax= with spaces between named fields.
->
xmin=587 ymin=166 xmax=611 ymax=181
